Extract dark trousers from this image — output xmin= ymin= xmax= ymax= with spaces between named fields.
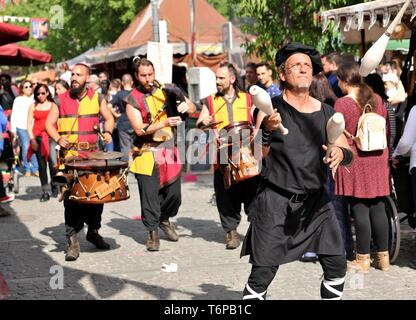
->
xmin=136 ymin=166 xmax=181 ymax=232
xmin=118 ymin=128 xmax=134 ymax=162
xmin=0 ymin=171 xmax=6 ymax=198
xmin=411 ymin=167 xmax=416 ymax=210
xmin=214 ymin=170 xmax=259 ymax=232
xmin=325 ymin=171 xmax=354 ymax=260
xmin=348 ymin=197 xmax=389 ymax=253
xmin=247 ymin=254 xmax=346 ymax=294
xmin=34 ymin=136 xmax=57 ymax=191
xmin=64 ymin=199 xmax=103 ymax=237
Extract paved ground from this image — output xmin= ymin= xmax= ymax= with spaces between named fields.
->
xmin=0 ymin=173 xmax=416 ymax=301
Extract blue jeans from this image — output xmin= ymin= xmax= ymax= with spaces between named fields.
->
xmin=105 ymin=141 xmax=114 ymax=152
xmin=16 ymin=128 xmax=38 ymax=174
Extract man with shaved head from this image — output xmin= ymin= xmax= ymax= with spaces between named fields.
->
xmin=45 ymin=63 xmax=115 ymax=261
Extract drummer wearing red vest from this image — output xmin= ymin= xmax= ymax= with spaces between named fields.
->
xmin=45 ymin=63 xmax=114 ymax=262
xmin=125 ymin=58 xmax=195 ymax=252
xmin=196 ymin=62 xmax=261 ymax=250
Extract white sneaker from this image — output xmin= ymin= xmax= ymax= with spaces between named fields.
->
xmin=0 ymin=194 xmax=15 ymax=203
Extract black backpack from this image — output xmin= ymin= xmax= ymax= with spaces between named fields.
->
xmin=0 ymin=91 xmax=15 ymax=110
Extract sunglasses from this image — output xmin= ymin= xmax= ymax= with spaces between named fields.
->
xmin=36 ymin=92 xmax=47 ymax=96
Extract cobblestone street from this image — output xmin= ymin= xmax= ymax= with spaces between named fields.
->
xmin=0 ymin=174 xmax=416 ymax=300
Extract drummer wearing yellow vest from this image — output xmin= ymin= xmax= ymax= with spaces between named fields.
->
xmin=197 ymin=62 xmax=262 ymax=250
xmin=125 ymin=58 xmax=195 ymax=252
xmin=45 ymin=63 xmax=114 ymax=261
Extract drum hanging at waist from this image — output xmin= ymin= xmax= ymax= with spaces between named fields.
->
xmin=57 ymin=158 xmax=130 ymax=204
xmin=218 ymin=121 xmax=260 ymax=189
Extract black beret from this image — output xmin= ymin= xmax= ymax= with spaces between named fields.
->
xmin=275 ymin=42 xmax=323 ymax=75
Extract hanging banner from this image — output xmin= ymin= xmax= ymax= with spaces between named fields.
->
xmin=147 ymin=41 xmax=173 ymax=85
xmin=31 ymin=18 xmax=48 ymax=40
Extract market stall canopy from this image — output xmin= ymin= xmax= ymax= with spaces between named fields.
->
xmin=60 ymin=44 xmax=109 ymax=68
xmin=0 ymin=43 xmax=52 ymax=66
xmin=320 ymin=0 xmax=416 ymax=44
xmin=87 ymin=0 xmax=246 ymax=65
xmin=0 ymin=22 xmax=29 ymax=45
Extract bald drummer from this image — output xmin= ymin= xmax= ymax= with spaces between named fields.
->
xmin=45 ymin=63 xmax=114 ymax=262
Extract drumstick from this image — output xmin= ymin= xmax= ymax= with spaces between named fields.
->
xmin=249 ymin=85 xmax=288 ymax=135
xmin=324 ymin=112 xmax=345 ymax=163
xmin=93 ymin=125 xmax=105 ymax=140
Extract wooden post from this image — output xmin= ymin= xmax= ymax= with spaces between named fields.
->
xmin=360 ymin=29 xmax=366 ymax=56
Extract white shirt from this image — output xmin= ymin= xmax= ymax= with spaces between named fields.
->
xmin=10 ymin=95 xmax=34 ymax=132
xmin=393 ymin=106 xmax=416 ymax=172
xmin=60 ymin=71 xmax=71 ymax=86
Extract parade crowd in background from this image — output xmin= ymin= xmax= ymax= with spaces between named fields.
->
xmin=0 ymin=46 xmax=415 ymax=300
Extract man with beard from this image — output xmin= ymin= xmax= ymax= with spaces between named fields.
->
xmin=125 ymin=58 xmax=195 ymax=252
xmin=241 ymin=43 xmax=352 ymax=300
xmin=256 ymin=62 xmax=281 ymax=99
xmin=45 ymin=63 xmax=114 ymax=261
xmin=197 ymin=62 xmax=261 ymax=250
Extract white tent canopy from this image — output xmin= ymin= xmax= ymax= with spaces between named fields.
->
xmin=320 ymin=0 xmax=416 ymax=44
xmin=84 ymin=43 xmax=188 ymax=65
xmin=60 ymin=44 xmax=110 ymax=68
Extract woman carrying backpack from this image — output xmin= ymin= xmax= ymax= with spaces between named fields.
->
xmin=334 ymin=62 xmax=391 ymax=273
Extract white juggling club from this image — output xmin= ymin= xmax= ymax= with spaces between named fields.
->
xmin=249 ymin=85 xmax=288 ymax=135
xmin=324 ymin=112 xmax=345 ymax=163
xmin=359 ymin=0 xmax=411 ymax=77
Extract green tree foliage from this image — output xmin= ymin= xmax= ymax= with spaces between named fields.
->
xmin=206 ymin=0 xmax=230 ymax=18
xmin=231 ymin=0 xmax=366 ymax=63
xmin=2 ymin=0 xmax=147 ymax=62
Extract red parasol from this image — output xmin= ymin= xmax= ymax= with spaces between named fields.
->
xmin=0 ymin=43 xmax=52 ymax=66
xmin=0 ymin=22 xmax=29 ymax=45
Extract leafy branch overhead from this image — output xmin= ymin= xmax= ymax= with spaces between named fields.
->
xmin=230 ymin=0 xmax=364 ymax=64
xmin=1 ymin=0 xmax=363 ymax=66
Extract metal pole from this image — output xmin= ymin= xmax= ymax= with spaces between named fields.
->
xmin=151 ymin=0 xmax=159 ymax=42
xmin=190 ymin=0 xmax=196 ymax=67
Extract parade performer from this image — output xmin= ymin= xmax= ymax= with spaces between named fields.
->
xmin=45 ymin=63 xmax=114 ymax=261
xmin=125 ymin=58 xmax=195 ymax=251
xmin=241 ymin=43 xmax=352 ymax=300
xmin=197 ymin=62 xmax=261 ymax=250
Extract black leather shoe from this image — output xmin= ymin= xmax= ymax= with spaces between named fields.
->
xmin=86 ymin=229 xmax=110 ymax=249
xmin=300 ymin=253 xmax=318 ymax=263
xmin=40 ymin=192 xmax=50 ymax=202
xmin=51 ymin=185 xmax=59 ymax=198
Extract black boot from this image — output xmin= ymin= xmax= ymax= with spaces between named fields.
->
xmin=65 ymin=234 xmax=80 ymax=261
xmin=86 ymin=228 xmax=110 ymax=249
xmin=51 ymin=183 xmax=59 ymax=198
xmin=40 ymin=192 xmax=50 ymax=202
